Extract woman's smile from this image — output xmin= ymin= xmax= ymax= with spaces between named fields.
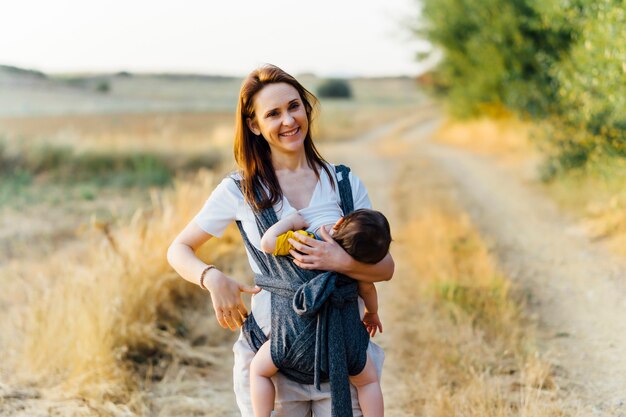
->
xmin=280 ymin=127 xmax=300 ymax=138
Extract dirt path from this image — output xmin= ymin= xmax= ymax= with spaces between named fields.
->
xmin=330 ymin=110 xmax=626 ymax=413
xmin=409 ymin=119 xmax=626 ymax=412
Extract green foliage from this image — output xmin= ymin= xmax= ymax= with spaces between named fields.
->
xmin=417 ymin=0 xmax=572 ymax=117
xmin=96 ymin=80 xmax=111 ymax=93
xmin=0 ymin=138 xmax=223 ymax=189
xmin=417 ymin=0 xmax=625 ymax=176
xmin=317 ymin=79 xmax=353 ymax=99
xmin=542 ymin=0 xmax=626 ymax=176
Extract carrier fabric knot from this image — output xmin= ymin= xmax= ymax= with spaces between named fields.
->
xmin=293 ymin=271 xmax=359 ymax=316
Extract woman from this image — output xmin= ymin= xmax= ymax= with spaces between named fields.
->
xmin=167 ymin=64 xmax=394 ymax=416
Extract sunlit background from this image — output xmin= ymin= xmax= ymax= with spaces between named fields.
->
xmin=1 ymin=0 xmax=624 ymax=415
xmin=2 ymin=0 xmax=428 ymax=77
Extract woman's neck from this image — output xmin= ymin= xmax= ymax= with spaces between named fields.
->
xmin=271 ymin=150 xmax=310 ymax=172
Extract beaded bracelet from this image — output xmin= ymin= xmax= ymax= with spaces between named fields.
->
xmin=199 ymin=265 xmax=216 ymax=291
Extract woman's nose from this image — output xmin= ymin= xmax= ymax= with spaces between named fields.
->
xmin=282 ymin=113 xmax=295 ymax=126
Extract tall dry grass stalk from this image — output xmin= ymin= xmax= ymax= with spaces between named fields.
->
xmin=382 ymin=158 xmax=569 ymax=416
xmin=0 ymin=169 xmax=243 ymax=412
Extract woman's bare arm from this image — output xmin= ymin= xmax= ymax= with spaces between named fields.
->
xmin=167 ymin=221 xmax=259 ymax=330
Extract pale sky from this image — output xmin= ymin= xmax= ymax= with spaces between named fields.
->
xmin=1 ymin=0 xmax=429 ymax=77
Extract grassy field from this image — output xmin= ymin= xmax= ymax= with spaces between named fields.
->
xmin=0 ymin=74 xmax=424 ymax=262
xmin=0 ymin=72 xmax=579 ymax=415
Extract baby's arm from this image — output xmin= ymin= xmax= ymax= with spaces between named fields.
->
xmin=358 ymin=282 xmax=383 ymax=337
xmin=260 ymin=212 xmax=308 ymax=254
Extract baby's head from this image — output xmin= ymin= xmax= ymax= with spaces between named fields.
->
xmin=331 ymin=209 xmax=391 ymax=264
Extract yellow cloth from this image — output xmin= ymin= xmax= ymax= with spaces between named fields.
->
xmin=273 ymin=230 xmax=316 ymax=256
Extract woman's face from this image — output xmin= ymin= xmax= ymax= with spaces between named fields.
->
xmin=247 ymin=83 xmax=309 ymax=155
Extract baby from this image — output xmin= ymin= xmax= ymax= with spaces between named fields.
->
xmin=251 ymin=207 xmax=391 ymax=417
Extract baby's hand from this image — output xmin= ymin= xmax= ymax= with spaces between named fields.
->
xmin=362 ymin=312 xmax=383 ymax=337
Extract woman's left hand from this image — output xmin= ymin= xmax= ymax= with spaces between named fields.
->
xmin=288 ymin=225 xmax=352 ymax=272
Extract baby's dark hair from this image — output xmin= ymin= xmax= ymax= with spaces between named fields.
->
xmin=332 ymin=209 xmax=391 ymax=264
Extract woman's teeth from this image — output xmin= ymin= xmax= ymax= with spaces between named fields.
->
xmin=280 ymin=128 xmax=299 ymax=137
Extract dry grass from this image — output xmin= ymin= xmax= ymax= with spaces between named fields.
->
xmin=435 ymin=116 xmax=534 ymax=155
xmin=0 ymin=104 xmax=421 ymax=157
xmin=543 ymin=162 xmax=626 ymax=256
xmin=0 ymin=169 xmax=247 ymax=415
xmin=315 ymin=103 xmax=423 ymax=143
xmin=381 ymin=157 xmax=570 ymax=416
xmin=0 ymin=112 xmax=235 ymax=155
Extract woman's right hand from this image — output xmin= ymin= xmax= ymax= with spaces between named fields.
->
xmin=204 ymin=268 xmax=260 ymax=331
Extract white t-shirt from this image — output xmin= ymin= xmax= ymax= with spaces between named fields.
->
xmin=193 ymin=164 xmax=372 ymax=274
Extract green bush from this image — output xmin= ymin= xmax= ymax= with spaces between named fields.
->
xmin=317 ymin=79 xmax=352 ymax=99
xmin=417 ymin=0 xmax=625 ymax=176
xmin=96 ymin=81 xmax=110 ymax=93
xmin=544 ymin=0 xmax=626 ymax=174
xmin=416 ymin=0 xmax=573 ymax=118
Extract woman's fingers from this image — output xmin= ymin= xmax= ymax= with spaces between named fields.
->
xmin=287 ymin=238 xmax=310 ymax=254
xmin=223 ymin=313 xmax=237 ymax=331
xmin=291 ymin=232 xmax=319 ymax=247
xmin=237 ymin=303 xmax=249 ymax=320
xmin=215 ymin=308 xmax=229 ymax=329
xmin=205 ymin=272 xmax=255 ymax=330
xmin=289 ymin=249 xmax=314 ymax=264
xmin=292 ymin=257 xmax=313 ymax=270
xmin=215 ymin=301 xmax=249 ymax=330
xmin=240 ymin=284 xmax=261 ymax=294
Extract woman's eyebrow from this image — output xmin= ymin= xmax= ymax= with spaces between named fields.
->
xmin=264 ymin=99 xmax=300 ymax=115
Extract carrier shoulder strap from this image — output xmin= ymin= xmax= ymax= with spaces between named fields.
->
xmin=334 ymin=164 xmax=354 ymax=215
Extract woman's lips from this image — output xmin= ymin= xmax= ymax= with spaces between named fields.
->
xmin=280 ymin=127 xmax=299 ymax=137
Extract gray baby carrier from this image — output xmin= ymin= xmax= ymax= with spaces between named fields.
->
xmin=232 ymin=165 xmax=370 ymax=417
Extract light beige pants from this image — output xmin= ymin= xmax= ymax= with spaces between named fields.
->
xmin=232 ymin=290 xmax=385 ymax=417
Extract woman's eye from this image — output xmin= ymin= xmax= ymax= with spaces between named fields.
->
xmin=267 ymin=112 xmax=277 ymax=118
xmin=290 ymin=103 xmax=300 ymax=109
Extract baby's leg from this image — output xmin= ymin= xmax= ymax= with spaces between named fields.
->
xmin=250 ymin=341 xmax=279 ymax=417
xmin=349 ymin=353 xmax=384 ymax=417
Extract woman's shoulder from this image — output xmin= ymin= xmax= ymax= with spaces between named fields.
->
xmin=208 ymin=171 xmax=245 ymax=202
xmin=225 ymin=170 xmax=243 ymax=182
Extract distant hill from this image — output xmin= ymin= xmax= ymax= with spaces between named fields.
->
xmin=0 ymin=64 xmax=421 ymax=118
xmin=0 ymin=64 xmax=244 ymax=117
xmin=0 ymin=65 xmax=47 ymax=79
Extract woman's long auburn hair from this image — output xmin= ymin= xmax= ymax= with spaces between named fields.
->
xmin=234 ymin=64 xmax=333 ymax=211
